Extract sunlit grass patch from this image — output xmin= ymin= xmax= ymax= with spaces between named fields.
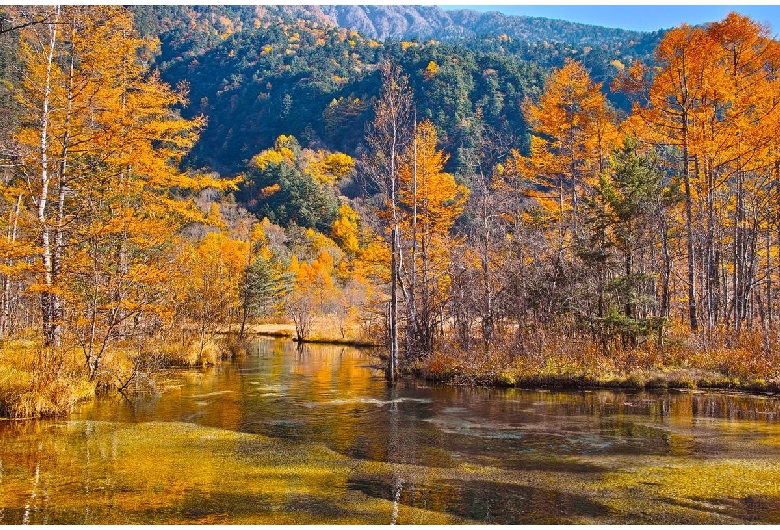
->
xmin=0 ymin=339 xmax=95 ymax=418
xmin=0 ymin=420 xmax=471 ymax=524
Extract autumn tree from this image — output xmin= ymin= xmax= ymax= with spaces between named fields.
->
xmin=8 ymin=6 xmax=228 ymax=378
xmin=364 ymin=61 xmax=415 ymax=382
xmin=179 ymin=230 xmax=247 ymax=355
xmin=502 ymin=59 xmax=618 ymax=323
xmin=705 ymin=14 xmax=780 ymax=333
xmin=238 ymin=223 xmax=293 ymax=339
xmin=517 ymin=58 xmax=618 ymax=252
xmin=617 ymin=25 xmax=723 ymax=332
xmin=397 ymin=119 xmax=469 ymax=358
xmin=286 ymin=249 xmax=340 ymax=342
xmin=617 ymin=13 xmax=780 ymax=334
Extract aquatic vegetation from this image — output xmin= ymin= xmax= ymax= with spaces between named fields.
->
xmin=2 ymin=339 xmax=780 ymax=524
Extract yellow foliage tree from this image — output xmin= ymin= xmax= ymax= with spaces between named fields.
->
xmin=397 ymin=119 xmax=469 ymax=357
xmin=286 ymin=248 xmax=339 ymax=341
xmin=423 ymin=60 xmax=439 ymax=81
xmin=8 ymin=6 xmax=231 ymax=377
xmin=179 ymin=231 xmax=248 ymax=356
xmin=331 ymin=203 xmax=360 ymax=256
xmin=510 ymin=59 xmax=618 ymax=255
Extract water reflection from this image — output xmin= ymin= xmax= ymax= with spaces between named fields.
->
xmin=1 ymin=338 xmax=780 ymax=523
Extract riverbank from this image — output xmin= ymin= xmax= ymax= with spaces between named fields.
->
xmin=224 ymin=322 xmax=383 ymax=348
xmin=409 ymin=331 xmax=780 ymax=394
xmin=4 ymin=321 xmax=780 ymax=419
xmin=412 ymin=363 xmax=780 ymax=394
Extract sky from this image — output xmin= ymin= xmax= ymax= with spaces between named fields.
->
xmin=438 ymin=4 xmax=780 ymax=34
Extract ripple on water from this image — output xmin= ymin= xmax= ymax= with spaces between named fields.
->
xmin=301 ymin=397 xmax=433 ymax=409
xmin=189 ymin=390 xmax=235 ymax=399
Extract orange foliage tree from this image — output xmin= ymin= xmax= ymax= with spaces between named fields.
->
xmin=516 ymin=58 xmax=618 ymax=250
xmin=396 ymin=119 xmax=469 ymax=358
xmin=618 ymin=13 xmax=780 ymax=333
xmin=7 ymin=6 xmax=229 ymax=378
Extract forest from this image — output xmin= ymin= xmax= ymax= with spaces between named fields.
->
xmin=2 ymin=5 xmax=780 ymax=418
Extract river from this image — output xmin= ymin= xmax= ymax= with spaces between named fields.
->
xmin=1 ymin=338 xmax=780 ymax=524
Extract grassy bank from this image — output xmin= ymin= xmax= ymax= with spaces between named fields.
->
xmin=0 ymin=334 xmax=253 ymax=419
xmin=0 ymin=340 xmax=95 ymax=419
xmin=411 ymin=360 xmax=780 ymax=393
xmin=411 ymin=326 xmax=780 ymax=393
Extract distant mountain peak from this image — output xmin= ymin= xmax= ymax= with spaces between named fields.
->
xmin=290 ymin=5 xmax=652 ymax=45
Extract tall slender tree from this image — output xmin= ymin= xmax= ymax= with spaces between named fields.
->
xmin=364 ymin=62 xmax=414 ymax=383
xmin=397 ymin=120 xmax=469 ymax=358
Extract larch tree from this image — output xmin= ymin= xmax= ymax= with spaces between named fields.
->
xmin=396 ymin=119 xmax=469 ymax=358
xmin=617 ymin=25 xmax=721 ymax=332
xmin=364 ymin=61 xmax=414 ymax=383
xmin=618 ymin=13 xmax=780 ymax=333
xmin=517 ymin=58 xmax=618 ymax=253
xmin=502 ymin=59 xmax=617 ymax=322
xmin=705 ymin=14 xmax=780 ymax=332
xmin=10 ymin=6 xmax=229 ymax=377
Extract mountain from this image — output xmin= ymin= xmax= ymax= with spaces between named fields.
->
xmin=126 ymin=6 xmax=663 ymax=176
xmin=133 ymin=5 xmax=660 ymax=48
xmin=313 ymin=5 xmax=658 ymax=46
xmin=131 ymin=5 xmax=663 ymax=69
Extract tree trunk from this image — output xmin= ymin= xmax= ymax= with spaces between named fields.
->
xmin=36 ymin=7 xmax=62 ymax=347
xmin=387 ymin=226 xmax=398 ymax=384
xmin=682 ymin=114 xmax=698 ymax=332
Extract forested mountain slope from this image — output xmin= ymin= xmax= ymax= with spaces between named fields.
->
xmin=128 ymin=5 xmax=662 ymax=176
xmin=316 ymin=5 xmax=659 ymax=46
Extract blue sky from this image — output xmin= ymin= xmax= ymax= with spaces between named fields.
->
xmin=439 ymin=4 xmax=780 ymax=34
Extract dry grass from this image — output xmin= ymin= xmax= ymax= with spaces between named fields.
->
xmin=238 ymin=317 xmax=381 ymax=346
xmin=0 ymin=340 xmax=95 ymax=418
xmin=0 ymin=332 xmax=240 ymax=418
xmin=419 ymin=320 xmax=780 ymax=391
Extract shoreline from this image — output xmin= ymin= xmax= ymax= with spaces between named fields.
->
xmin=411 ymin=367 xmax=780 ymax=394
xmin=238 ymin=329 xmax=780 ymax=395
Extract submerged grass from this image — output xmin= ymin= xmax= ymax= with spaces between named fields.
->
xmin=0 ymin=421 xmax=468 ymax=524
xmin=2 ymin=418 xmax=778 ymax=524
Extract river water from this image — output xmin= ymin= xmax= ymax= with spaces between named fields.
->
xmin=1 ymin=338 xmax=780 ymax=524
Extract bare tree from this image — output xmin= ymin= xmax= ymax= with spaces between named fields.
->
xmin=363 ymin=62 xmax=414 ymax=384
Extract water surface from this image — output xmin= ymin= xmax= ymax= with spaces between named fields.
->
xmin=1 ymin=338 xmax=780 ymax=524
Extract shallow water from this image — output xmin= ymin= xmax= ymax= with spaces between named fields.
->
xmin=2 ymin=338 xmax=780 ymax=524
